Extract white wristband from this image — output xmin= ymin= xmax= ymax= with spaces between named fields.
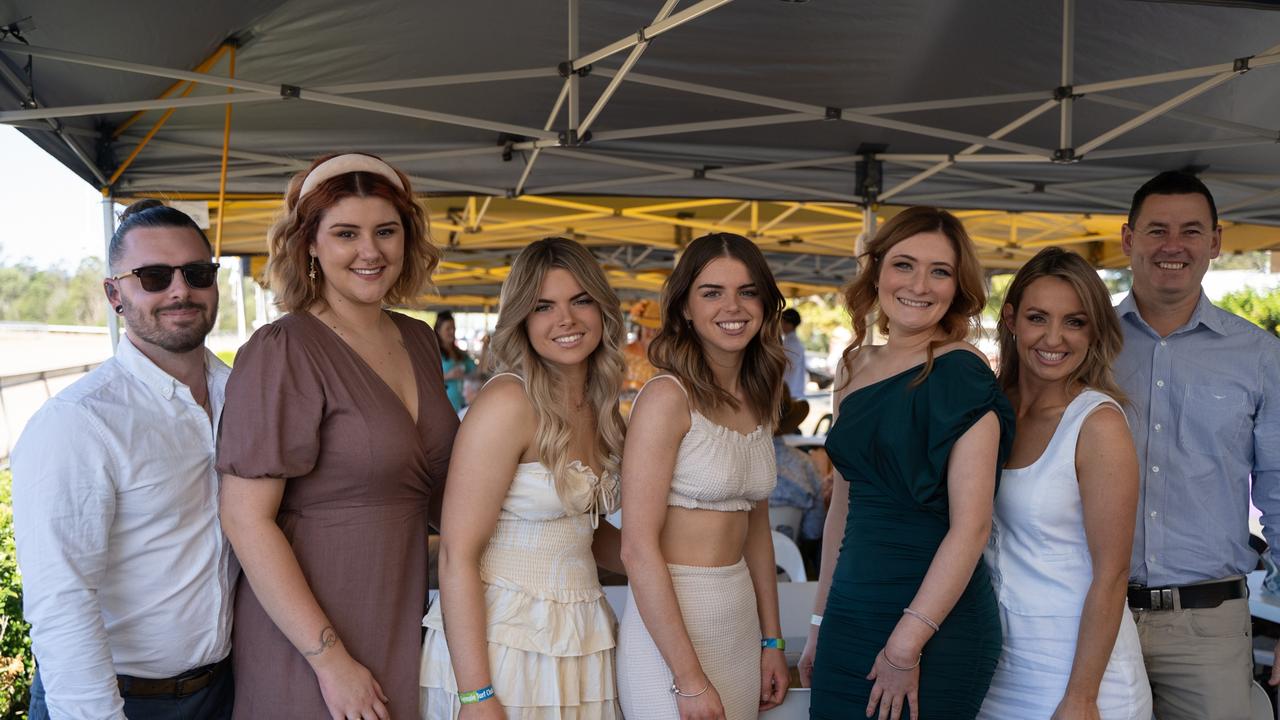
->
xmin=810 ymin=614 xmax=823 ymax=627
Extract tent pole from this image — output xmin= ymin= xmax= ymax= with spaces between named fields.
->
xmin=102 ymin=192 xmax=119 ymax=351
xmin=113 ymin=45 xmax=229 ymax=138
xmin=1059 ymin=0 xmax=1074 ymax=152
xmin=568 ymin=0 xmax=580 ymax=134
xmin=214 ymin=45 xmax=236 ymax=258
xmin=579 ymin=0 xmax=679 ymax=135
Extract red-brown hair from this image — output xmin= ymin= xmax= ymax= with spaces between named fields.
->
xmin=266 ymin=153 xmax=438 ymax=312
xmin=839 ymin=206 xmax=986 ymax=387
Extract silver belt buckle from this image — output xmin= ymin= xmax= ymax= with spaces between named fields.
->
xmin=1149 ymin=588 xmax=1175 ymax=610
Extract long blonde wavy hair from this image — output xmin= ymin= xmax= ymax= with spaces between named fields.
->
xmin=839 ymin=206 xmax=986 ymax=388
xmin=489 ymin=237 xmax=626 ymax=508
xmin=997 ymin=247 xmax=1128 ymax=406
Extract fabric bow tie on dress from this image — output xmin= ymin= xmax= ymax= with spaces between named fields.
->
xmin=580 ymin=466 xmax=620 ymax=530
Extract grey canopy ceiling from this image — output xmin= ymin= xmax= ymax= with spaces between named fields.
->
xmin=2 ymin=0 xmax=1279 ymax=296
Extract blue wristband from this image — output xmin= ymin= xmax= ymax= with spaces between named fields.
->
xmin=761 ymin=637 xmax=786 ymax=650
xmin=458 ymin=685 xmax=495 ymax=704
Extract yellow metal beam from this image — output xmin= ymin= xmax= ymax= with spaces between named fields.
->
xmin=514 ymin=195 xmax=614 ymax=214
xmin=214 ymin=45 xmax=236 ymax=257
xmin=479 ymin=211 xmax=612 ymax=233
xmin=112 ymin=44 xmax=230 ymax=139
xmin=625 ymin=198 xmax=737 ymax=214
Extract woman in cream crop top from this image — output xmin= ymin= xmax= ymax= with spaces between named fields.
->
xmin=616 ymin=233 xmax=791 ymax=720
xmin=641 ymin=374 xmax=776 ymax=512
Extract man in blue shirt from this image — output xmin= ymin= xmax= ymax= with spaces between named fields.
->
xmin=1115 ymin=171 xmax=1280 ymax=719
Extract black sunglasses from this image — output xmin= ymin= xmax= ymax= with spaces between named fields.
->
xmin=108 ymin=262 xmax=220 ymax=293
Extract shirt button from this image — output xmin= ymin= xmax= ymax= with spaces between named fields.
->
xmin=1160 ymin=340 xmax=1167 ymax=347
xmin=1152 ymin=466 xmax=1160 ymax=473
xmin=1154 ymin=423 xmax=1162 ymax=432
xmin=1156 ymin=380 xmax=1165 ymax=388
xmin=1150 ymin=511 xmax=1159 ymax=518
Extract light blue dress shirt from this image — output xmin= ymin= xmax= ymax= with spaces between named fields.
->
xmin=1115 ymin=291 xmax=1280 ymax=587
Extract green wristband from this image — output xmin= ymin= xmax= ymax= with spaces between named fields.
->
xmin=761 ymin=637 xmax=786 ymax=650
xmin=458 ymin=685 xmax=495 ymax=704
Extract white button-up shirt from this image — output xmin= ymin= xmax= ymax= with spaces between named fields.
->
xmin=12 ymin=333 xmax=233 ymax=720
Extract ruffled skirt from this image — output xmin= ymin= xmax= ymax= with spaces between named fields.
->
xmin=419 ymin=574 xmax=620 ymax=719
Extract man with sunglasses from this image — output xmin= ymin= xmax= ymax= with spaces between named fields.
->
xmin=12 ymin=199 xmax=234 ymax=719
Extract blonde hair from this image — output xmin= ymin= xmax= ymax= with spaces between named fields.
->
xmin=489 ymin=237 xmax=626 ymax=507
xmin=648 ymin=233 xmax=787 ymax=426
xmin=839 ymin=206 xmax=986 ymax=387
xmin=266 ymin=152 xmax=438 ymax=313
xmin=997 ymin=247 xmax=1128 ymax=406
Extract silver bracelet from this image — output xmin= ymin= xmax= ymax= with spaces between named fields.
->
xmin=670 ymin=679 xmax=710 ymax=698
xmin=903 ymin=607 xmax=940 ymax=632
xmin=879 ymin=649 xmax=922 ymax=671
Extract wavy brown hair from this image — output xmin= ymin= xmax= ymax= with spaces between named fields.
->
xmin=997 ymin=247 xmax=1127 ymax=406
xmin=839 ymin=206 xmax=986 ymax=387
xmin=489 ymin=238 xmax=626 ymax=509
xmin=648 ymin=232 xmax=787 ymax=426
xmin=266 ymin=153 xmax=438 ymax=313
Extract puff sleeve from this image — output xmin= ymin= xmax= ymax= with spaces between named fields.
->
xmin=921 ymin=351 xmax=1016 ymax=503
xmin=216 ymin=317 xmax=325 ymax=480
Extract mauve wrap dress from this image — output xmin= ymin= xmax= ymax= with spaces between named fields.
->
xmin=217 ymin=310 xmax=457 ymax=719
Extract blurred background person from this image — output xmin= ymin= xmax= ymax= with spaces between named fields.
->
xmin=436 ymin=310 xmax=478 ymax=412
xmin=781 ymin=307 xmax=807 ymax=398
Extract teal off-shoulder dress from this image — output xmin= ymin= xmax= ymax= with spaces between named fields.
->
xmin=810 ymin=350 xmax=1014 ymax=720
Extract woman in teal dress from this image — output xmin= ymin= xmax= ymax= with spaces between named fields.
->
xmin=799 ymin=207 xmax=1014 ymax=720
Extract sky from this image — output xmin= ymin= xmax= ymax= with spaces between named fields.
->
xmin=0 ymin=125 xmax=111 ymax=270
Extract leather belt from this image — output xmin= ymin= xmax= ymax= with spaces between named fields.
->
xmin=1127 ymin=577 xmax=1247 ymax=611
xmin=117 ymin=656 xmax=230 ymax=698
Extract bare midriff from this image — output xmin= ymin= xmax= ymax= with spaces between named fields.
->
xmin=659 ymin=505 xmax=750 ymax=567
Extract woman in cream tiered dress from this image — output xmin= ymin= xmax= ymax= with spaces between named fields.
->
xmin=419 ymin=237 xmax=627 ymax=719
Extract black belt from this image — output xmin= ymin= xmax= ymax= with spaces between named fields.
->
xmin=117 ymin=656 xmax=230 ymax=698
xmin=1127 ymin=577 xmax=1247 ymax=611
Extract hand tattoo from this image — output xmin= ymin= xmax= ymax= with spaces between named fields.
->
xmin=303 ymin=625 xmax=338 ymax=657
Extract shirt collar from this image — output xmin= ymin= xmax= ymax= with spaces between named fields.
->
xmin=1116 ymin=289 xmax=1226 ymax=337
xmin=116 ymin=332 xmax=229 ymax=402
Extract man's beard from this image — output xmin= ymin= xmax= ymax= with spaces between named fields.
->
xmin=122 ymin=300 xmax=216 ymax=353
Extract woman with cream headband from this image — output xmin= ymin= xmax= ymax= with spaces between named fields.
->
xmin=218 ymin=153 xmax=457 ymax=719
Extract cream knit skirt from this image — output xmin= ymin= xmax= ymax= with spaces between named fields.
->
xmin=617 ymin=559 xmax=761 ymax=720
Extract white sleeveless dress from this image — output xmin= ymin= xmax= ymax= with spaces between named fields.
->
xmin=419 ymin=376 xmax=621 ymax=719
xmin=978 ymin=390 xmax=1152 ymax=720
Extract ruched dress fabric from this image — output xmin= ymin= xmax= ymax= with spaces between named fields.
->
xmin=616 ymin=374 xmax=775 ymax=720
xmin=420 ymin=458 xmax=621 ymax=719
xmin=977 ymin=391 xmax=1151 ymax=720
xmin=216 ymin=311 xmax=457 ymax=720
xmin=810 ymin=351 xmax=1015 ymax=720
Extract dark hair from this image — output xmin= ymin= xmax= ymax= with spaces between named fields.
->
xmin=434 ymin=310 xmax=465 ymax=361
xmin=109 ymin=199 xmax=212 ymax=270
xmin=997 ymin=247 xmax=1128 ymax=407
xmin=648 ymin=232 xmax=787 ymax=426
xmin=1128 ymin=171 xmax=1218 ymax=227
xmin=781 ymin=308 xmax=801 ymax=327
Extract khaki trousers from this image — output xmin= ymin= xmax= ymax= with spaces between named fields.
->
xmin=1132 ymin=597 xmax=1253 ymax=720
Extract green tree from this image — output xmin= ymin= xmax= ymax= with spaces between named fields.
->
xmin=1218 ymin=286 xmax=1280 ymax=337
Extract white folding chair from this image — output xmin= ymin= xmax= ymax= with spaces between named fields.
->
xmin=772 ymin=530 xmax=807 ymax=582
xmin=769 ymin=505 xmax=803 ymax=541
xmin=1250 ymin=679 xmax=1274 ymax=720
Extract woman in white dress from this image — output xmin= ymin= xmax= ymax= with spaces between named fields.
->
xmin=978 ymin=247 xmax=1152 ymax=720
xmin=420 ymin=237 xmax=626 ymax=719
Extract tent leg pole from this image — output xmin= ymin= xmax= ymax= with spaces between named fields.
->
xmin=102 ymin=192 xmax=119 ymax=352
xmin=1059 ymin=0 xmax=1074 ymax=151
xmin=214 ymin=45 xmax=236 ymax=258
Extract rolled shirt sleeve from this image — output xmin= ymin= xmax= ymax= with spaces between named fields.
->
xmin=12 ymin=402 xmax=126 ymax=720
